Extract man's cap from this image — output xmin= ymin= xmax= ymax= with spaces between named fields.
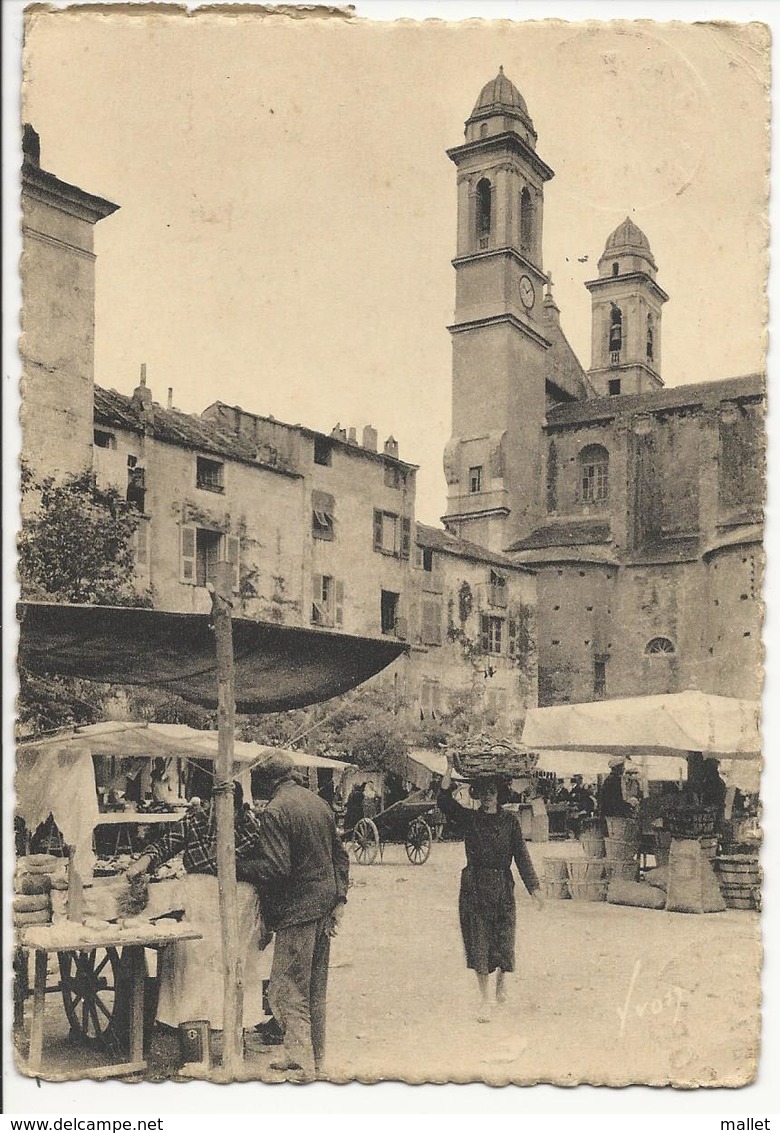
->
xmin=608 ymin=756 xmax=625 ymax=769
xmin=251 ymin=749 xmax=296 ymax=783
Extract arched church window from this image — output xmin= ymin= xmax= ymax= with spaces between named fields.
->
xmin=612 ymin=262 xmax=619 ymax=277
xmin=646 ymin=313 xmax=654 ymax=362
xmin=579 ymin=444 xmax=609 ymax=504
xmin=476 ymin=178 xmax=492 ymax=248
xmin=520 ymin=186 xmax=533 ymax=253
xmin=609 ymin=304 xmax=623 ymax=362
xmin=645 ymin=636 xmax=676 ymax=655
xmin=480 ymin=123 xmax=488 ymax=138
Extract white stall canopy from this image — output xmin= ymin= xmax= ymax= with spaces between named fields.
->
xmin=522 ymin=691 xmax=761 ymax=760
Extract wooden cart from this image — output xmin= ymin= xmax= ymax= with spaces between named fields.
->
xmin=350 ymin=796 xmax=437 ymax=866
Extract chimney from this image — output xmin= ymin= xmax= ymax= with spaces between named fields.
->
xmin=132 ymin=363 xmax=153 ymax=415
xmin=347 ymin=427 xmax=358 ymax=446
xmin=362 ymin=425 xmax=378 ymax=452
xmin=167 ymin=387 xmax=174 ymax=410
xmin=22 ymin=124 xmax=40 ymax=168
xmin=383 ymin=435 xmax=399 ymax=459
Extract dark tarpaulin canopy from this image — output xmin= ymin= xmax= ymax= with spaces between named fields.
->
xmin=17 ymin=602 xmax=408 ymax=713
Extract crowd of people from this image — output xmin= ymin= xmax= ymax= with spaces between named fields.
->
xmin=115 ymin=747 xmax=750 ymax=1071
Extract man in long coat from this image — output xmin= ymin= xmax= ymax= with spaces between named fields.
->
xmin=238 ymin=752 xmax=350 ymax=1081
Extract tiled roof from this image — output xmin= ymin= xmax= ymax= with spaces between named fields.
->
xmin=546 ymin=373 xmax=765 ymax=429
xmin=94 ymin=387 xmax=299 ymax=476
xmin=506 ymin=518 xmax=611 ymax=552
xmin=416 ymin=523 xmax=535 ymax=572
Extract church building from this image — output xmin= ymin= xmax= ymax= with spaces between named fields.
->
xmin=442 ymin=70 xmax=765 ymax=705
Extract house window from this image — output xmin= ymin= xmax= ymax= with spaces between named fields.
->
xmin=608 ymin=379 xmax=621 ymax=396
xmin=381 ymin=590 xmax=401 ymax=636
xmin=645 ymin=636 xmax=676 ymax=655
xmin=476 ymin=178 xmax=492 ymax=248
xmin=312 ymin=490 xmax=335 ymax=541
xmin=314 ymin=436 xmax=332 ymax=466
xmin=312 ymin=574 xmax=343 ymax=628
xmin=420 ymin=598 xmax=442 ymax=646
xmin=609 ymin=304 xmax=622 ymax=362
xmin=646 ymin=314 xmax=654 ymax=362
xmin=127 ymin=458 xmax=145 ymax=511
xmin=180 ymin=526 xmax=239 ymax=591
xmin=469 ymin=466 xmax=483 ymax=494
xmin=480 ymin=614 xmax=504 ymax=655
xmin=94 ymin=429 xmax=116 ymax=449
xmin=594 ymin=656 xmax=608 ymax=699
xmin=384 ymin=463 xmax=405 ymax=489
xmin=579 ymin=444 xmax=609 ymax=504
xmin=489 ymin=569 xmax=507 ymax=608
xmin=373 ymin=510 xmax=411 ymax=559
xmin=196 ymin=456 xmax=224 ymax=493
xmin=422 ymin=547 xmax=434 ymax=572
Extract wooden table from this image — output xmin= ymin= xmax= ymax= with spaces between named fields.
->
xmin=20 ymin=922 xmax=202 ymax=1079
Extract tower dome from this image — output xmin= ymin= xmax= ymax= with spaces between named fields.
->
xmin=599 ymin=217 xmax=657 ymax=276
xmin=465 ymin=66 xmax=537 ymax=147
xmin=472 ymin=67 xmax=530 ymax=117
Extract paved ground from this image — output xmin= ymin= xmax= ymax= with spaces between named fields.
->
xmin=14 ymin=841 xmax=761 ymax=1087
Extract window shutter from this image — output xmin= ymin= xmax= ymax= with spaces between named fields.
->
xmin=508 ymin=618 xmax=518 ymax=657
xmin=480 ymin=614 xmax=490 ymax=654
xmin=335 ymin=580 xmax=344 ymax=627
xmin=401 ymin=517 xmax=411 ymax=561
xmin=312 ymin=573 xmax=323 ymax=624
xmin=226 ymin=535 xmax=241 ymax=593
xmin=422 ymin=599 xmax=441 ymax=646
xmin=135 ymin=518 xmax=149 ymax=567
xmin=180 ymin=525 xmax=197 ymax=583
xmin=373 ymin=509 xmax=383 ymax=551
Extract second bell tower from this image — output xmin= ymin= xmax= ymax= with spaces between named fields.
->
xmin=443 ymin=69 xmax=554 ymax=552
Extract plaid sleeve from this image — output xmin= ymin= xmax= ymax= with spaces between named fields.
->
xmin=144 ymin=815 xmax=187 ymax=870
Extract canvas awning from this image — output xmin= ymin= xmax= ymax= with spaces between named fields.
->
xmin=522 ymin=691 xmax=761 ymax=759
xmin=17 ymin=602 xmax=407 ymax=713
xmin=16 ymin=741 xmax=100 ymax=875
xmin=16 ymin=722 xmax=356 ymax=775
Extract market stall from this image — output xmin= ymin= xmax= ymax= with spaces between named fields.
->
xmin=17 ymin=596 xmax=406 ymax=1077
xmin=522 ymin=691 xmax=762 ymax=910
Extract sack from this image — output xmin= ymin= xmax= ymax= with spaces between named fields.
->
xmin=14 ymin=908 xmax=52 ymax=926
xmin=607 ymin=878 xmax=665 ymax=910
xmin=13 ymin=894 xmax=50 ymax=913
xmin=643 ymin=866 xmax=669 ymax=892
xmin=666 ymin=839 xmax=726 ymax=914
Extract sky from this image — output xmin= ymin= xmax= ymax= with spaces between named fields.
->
xmin=19 ymin=11 xmax=769 ymax=523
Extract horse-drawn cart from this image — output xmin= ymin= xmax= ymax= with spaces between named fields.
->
xmin=350 ymin=795 xmax=438 ymax=866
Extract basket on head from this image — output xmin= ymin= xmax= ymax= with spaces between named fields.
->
xmin=451 ymin=737 xmax=536 ymax=781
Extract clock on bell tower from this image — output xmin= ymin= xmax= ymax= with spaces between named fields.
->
xmin=443 ymin=68 xmax=554 ymax=552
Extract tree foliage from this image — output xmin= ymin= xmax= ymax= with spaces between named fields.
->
xmin=18 ymin=466 xmax=150 ymax=606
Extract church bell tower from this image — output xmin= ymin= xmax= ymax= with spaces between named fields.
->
xmin=585 ymin=217 xmax=668 ymax=397
xmin=443 ymin=69 xmax=554 ymax=552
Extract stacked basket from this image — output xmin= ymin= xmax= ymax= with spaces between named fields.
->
xmin=713 ymin=855 xmax=761 ymax=910
xmin=451 ymin=737 xmax=536 ymax=780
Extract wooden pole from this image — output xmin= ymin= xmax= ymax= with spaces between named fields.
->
xmin=210 ymin=562 xmax=243 ymax=1075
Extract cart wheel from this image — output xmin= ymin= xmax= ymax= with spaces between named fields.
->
xmin=405 ymin=818 xmax=432 ymax=865
xmin=352 ymin=818 xmax=380 ymax=865
xmin=59 ymin=947 xmax=121 ymax=1051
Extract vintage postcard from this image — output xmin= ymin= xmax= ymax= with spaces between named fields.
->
xmin=7 ymin=2 xmax=771 ymax=1100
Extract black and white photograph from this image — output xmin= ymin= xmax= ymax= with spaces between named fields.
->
xmin=3 ymin=0 xmax=774 ymax=1110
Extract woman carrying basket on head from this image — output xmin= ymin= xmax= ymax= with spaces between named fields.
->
xmin=437 ymin=754 xmax=544 ymax=1023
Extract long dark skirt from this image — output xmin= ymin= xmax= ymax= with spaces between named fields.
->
xmin=458 ymin=866 xmax=516 ymax=975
